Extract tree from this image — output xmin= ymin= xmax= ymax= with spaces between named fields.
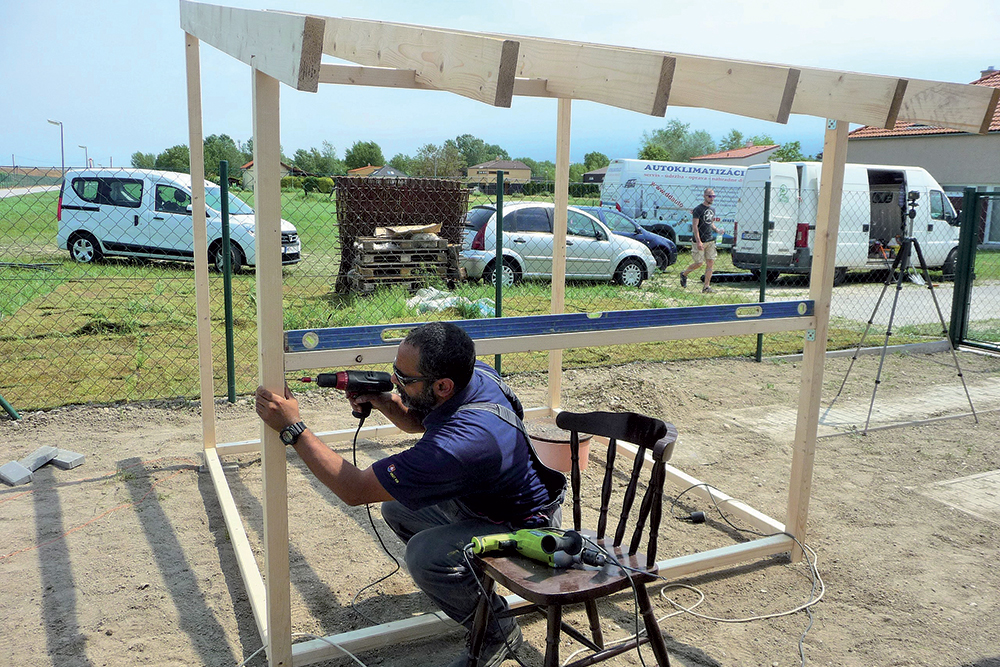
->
xmin=388 ymin=153 xmax=414 ymax=175
xmin=638 ymin=144 xmax=670 ymax=161
xmin=154 ymin=145 xmax=191 ymax=173
xmin=344 ymin=140 xmax=385 ymax=170
xmin=203 ymin=134 xmax=246 ymax=181
xmin=453 ymin=134 xmax=509 ymax=168
xmin=131 ymin=152 xmax=156 ymax=169
xmin=291 ymin=141 xmax=345 ymax=176
xmin=639 ymin=119 xmax=716 ymax=162
xmin=515 ymin=157 xmax=555 ymax=181
xmin=411 ymin=142 xmax=465 ymax=178
xmin=568 ymin=163 xmax=587 ymax=182
xmin=583 ymin=151 xmax=609 ymax=172
xmin=718 ymin=130 xmax=776 ymax=152
xmin=770 ymin=141 xmax=808 ymax=162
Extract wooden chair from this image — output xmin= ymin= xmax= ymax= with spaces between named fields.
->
xmin=468 ymin=410 xmax=678 ymax=667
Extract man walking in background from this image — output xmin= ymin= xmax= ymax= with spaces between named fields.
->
xmin=679 ymin=187 xmax=722 ymax=293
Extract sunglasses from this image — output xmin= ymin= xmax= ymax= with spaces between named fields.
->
xmin=706 ymin=194 xmax=716 ymax=198
xmin=392 ymin=362 xmax=434 ymax=386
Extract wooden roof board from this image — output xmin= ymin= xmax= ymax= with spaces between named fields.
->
xmin=184 ymin=2 xmax=995 ymax=133
xmin=897 ymin=78 xmax=1000 ymax=135
xmin=367 ymin=21 xmax=803 ymax=121
xmin=179 ymin=0 xmax=323 ymax=92
xmin=318 ymin=16 xmax=518 ymax=107
xmin=790 ymin=68 xmax=907 ymax=129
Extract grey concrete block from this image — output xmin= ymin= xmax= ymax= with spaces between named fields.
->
xmin=51 ymin=449 xmax=85 ymax=470
xmin=1 ymin=461 xmax=33 ymax=486
xmin=18 ymin=446 xmax=59 ymax=472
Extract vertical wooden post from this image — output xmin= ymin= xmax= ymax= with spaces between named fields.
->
xmin=184 ymin=32 xmax=216 ymax=450
xmin=786 ymin=119 xmax=848 ymax=560
xmin=253 ymin=67 xmax=292 ymax=666
xmin=548 ymin=98 xmax=572 ymax=410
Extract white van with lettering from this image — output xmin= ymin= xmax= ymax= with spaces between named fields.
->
xmin=599 ymin=158 xmax=747 ymax=247
xmin=731 ymin=162 xmax=959 ymax=284
xmin=57 ymin=168 xmax=301 ymax=271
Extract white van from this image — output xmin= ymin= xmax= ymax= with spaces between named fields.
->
xmin=731 ymin=162 xmax=960 ymax=284
xmin=57 ymin=168 xmax=301 ymax=271
xmin=599 ymin=158 xmax=747 ymax=247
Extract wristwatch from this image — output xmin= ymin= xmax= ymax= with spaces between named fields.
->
xmin=279 ymin=421 xmax=306 ymax=446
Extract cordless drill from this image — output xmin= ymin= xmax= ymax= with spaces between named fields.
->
xmin=300 ymin=370 xmax=393 ymax=419
xmin=470 ymin=529 xmax=609 ymax=568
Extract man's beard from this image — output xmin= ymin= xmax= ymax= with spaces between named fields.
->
xmin=397 ymin=382 xmax=438 ymax=413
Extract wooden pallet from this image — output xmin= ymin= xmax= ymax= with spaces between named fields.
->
xmin=348 ymin=236 xmax=461 ymax=293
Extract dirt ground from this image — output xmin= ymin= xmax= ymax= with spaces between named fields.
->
xmin=2 ymin=349 xmax=999 ymax=667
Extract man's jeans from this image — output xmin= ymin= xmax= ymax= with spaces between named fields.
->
xmin=381 ymin=499 xmax=560 ymax=639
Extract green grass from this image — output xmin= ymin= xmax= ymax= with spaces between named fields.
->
xmin=1 ymin=186 xmax=995 ymax=410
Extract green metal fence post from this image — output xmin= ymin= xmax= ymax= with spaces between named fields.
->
xmin=220 ymin=161 xmax=236 ymax=403
xmin=949 ymin=187 xmax=979 ymax=346
xmin=755 ymin=181 xmax=772 ymax=362
xmin=0 ymin=393 xmax=20 ymax=420
xmin=494 ymin=170 xmax=504 ymax=373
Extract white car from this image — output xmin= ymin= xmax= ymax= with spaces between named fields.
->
xmin=461 ymin=202 xmax=657 ymax=287
xmin=57 ymin=168 xmax=300 ymax=271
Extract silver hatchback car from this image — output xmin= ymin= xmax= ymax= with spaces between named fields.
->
xmin=461 ymin=202 xmax=657 ymax=287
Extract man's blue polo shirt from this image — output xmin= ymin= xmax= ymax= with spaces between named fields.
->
xmin=373 ymin=362 xmax=560 ymax=525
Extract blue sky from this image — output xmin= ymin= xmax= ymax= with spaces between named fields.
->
xmin=3 ymin=0 xmax=997 ymax=170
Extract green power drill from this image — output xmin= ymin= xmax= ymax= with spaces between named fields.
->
xmin=470 ymin=529 xmax=609 ymax=568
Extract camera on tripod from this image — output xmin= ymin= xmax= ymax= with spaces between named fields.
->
xmin=906 ymin=190 xmax=920 ymax=220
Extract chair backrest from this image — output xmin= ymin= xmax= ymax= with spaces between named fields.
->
xmin=554 ymin=410 xmax=677 ymax=568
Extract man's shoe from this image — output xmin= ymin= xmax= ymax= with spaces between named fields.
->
xmin=679 ymin=273 xmax=687 ymax=288
xmin=702 ymin=286 xmax=714 ymax=293
xmin=449 ymin=622 xmax=523 ymax=667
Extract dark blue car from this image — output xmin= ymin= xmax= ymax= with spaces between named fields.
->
xmin=577 ymin=206 xmax=677 ymax=270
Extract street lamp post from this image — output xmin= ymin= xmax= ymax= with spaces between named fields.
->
xmin=79 ymin=145 xmax=88 ymax=168
xmin=47 ymin=119 xmax=64 ymax=177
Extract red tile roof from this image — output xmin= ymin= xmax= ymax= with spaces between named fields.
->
xmin=690 ymin=144 xmax=778 ymax=160
xmin=849 ymin=70 xmax=1000 ymax=138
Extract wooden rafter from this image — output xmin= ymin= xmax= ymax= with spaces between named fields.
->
xmin=898 ymin=78 xmax=1000 ymax=134
xmin=318 ymin=16 xmax=519 ymax=107
xmin=179 ymin=0 xmax=324 ymax=92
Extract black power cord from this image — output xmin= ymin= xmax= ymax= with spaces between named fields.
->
xmin=347 ymin=415 xmax=401 ymax=625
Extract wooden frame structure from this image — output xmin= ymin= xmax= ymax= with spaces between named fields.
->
xmin=179 ymin=2 xmax=998 ymax=664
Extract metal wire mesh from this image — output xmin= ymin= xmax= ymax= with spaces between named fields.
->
xmin=0 ymin=165 xmax=979 ymax=412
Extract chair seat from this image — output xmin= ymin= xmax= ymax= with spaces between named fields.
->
xmin=478 ymin=535 xmax=659 ymax=607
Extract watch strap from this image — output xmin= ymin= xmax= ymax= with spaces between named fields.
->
xmin=280 ymin=421 xmax=306 ymax=446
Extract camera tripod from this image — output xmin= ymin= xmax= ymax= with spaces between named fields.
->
xmin=830 ymin=196 xmax=977 ymax=434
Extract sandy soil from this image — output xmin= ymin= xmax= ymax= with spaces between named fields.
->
xmin=2 ymin=350 xmax=999 ymax=667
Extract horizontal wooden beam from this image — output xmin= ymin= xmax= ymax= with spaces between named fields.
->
xmin=318 ymin=63 xmax=556 ymax=98
xmin=791 ymin=68 xmax=907 ymax=129
xmin=656 ymin=534 xmax=793 ymax=580
xmin=896 ymin=78 xmax=1000 ymax=135
xmin=667 ymin=56 xmax=798 ymax=124
xmin=362 ymin=20 xmax=676 ymax=115
xmin=318 ymin=16 xmax=518 ymax=107
xmin=179 ymin=0 xmax=323 ymax=91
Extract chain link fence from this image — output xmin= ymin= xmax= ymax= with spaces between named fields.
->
xmin=955 ymin=192 xmax=1000 ymax=353
xmin=0 ymin=164 xmax=978 ymax=413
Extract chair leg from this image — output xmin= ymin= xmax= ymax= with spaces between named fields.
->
xmin=544 ymin=605 xmax=563 ymax=667
xmin=636 ymin=585 xmax=670 ymax=666
xmin=584 ymin=600 xmax=605 ymax=649
xmin=467 ymin=577 xmax=497 ymax=667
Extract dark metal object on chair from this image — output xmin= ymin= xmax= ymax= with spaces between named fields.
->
xmin=468 ymin=410 xmax=678 ymax=667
